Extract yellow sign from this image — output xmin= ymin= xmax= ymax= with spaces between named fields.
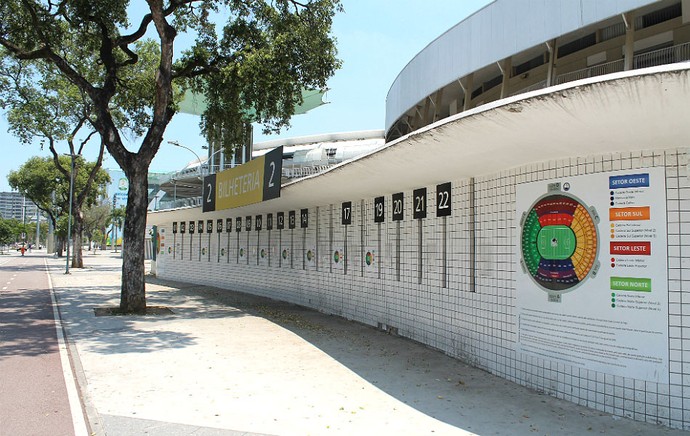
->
xmin=216 ymin=157 xmax=265 ymax=209
xmin=202 ymin=146 xmax=283 ymax=212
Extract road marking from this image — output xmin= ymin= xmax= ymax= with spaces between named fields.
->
xmin=44 ymin=259 xmax=89 ymax=436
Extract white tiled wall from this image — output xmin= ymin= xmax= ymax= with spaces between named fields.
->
xmin=154 ymin=147 xmax=690 ymax=430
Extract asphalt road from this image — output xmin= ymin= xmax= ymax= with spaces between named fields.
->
xmin=0 ymin=253 xmax=80 ymax=436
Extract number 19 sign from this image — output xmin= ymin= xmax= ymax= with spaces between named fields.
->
xmin=202 ymin=146 xmax=283 ymax=212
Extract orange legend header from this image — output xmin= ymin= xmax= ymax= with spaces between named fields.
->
xmin=609 ymin=206 xmax=650 ymax=221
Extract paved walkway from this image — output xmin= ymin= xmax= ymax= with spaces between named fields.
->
xmin=42 ymin=251 xmax=688 ymax=435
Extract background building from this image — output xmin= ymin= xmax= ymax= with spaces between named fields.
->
xmin=0 ymin=191 xmax=39 ymax=221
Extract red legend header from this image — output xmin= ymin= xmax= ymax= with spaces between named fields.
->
xmin=610 ymin=241 xmax=651 ymax=256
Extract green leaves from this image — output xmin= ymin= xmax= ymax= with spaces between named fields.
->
xmin=7 ymin=155 xmax=110 ymax=224
xmin=176 ymin=0 xmax=342 ymax=151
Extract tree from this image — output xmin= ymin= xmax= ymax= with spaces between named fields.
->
xmin=8 ymin=155 xmax=110 ymax=266
xmin=1 ymin=0 xmax=342 ymax=313
xmin=83 ymin=200 xmax=113 ymax=250
xmin=24 ymin=221 xmax=48 ymax=245
xmin=0 ymin=219 xmax=13 ymax=251
xmin=1 ymin=218 xmax=23 ymax=243
xmin=110 ymin=205 xmax=126 ymax=251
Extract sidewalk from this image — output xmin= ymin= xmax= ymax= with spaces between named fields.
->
xmin=46 ymin=252 xmax=687 ymax=436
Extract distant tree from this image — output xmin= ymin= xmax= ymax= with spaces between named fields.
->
xmin=1 ymin=218 xmax=23 ymax=242
xmin=0 ymin=45 xmax=114 ymax=260
xmin=0 ymin=219 xmax=13 ymax=251
xmin=110 ymin=205 xmax=126 ymax=250
xmin=1 ymin=0 xmax=342 ymax=313
xmin=8 ymin=155 xmax=110 ymax=266
xmin=24 ymin=221 xmax=48 ymax=246
xmin=83 ymin=200 xmax=112 ymax=249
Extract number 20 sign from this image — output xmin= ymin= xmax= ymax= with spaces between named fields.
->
xmin=392 ymin=193 xmax=404 ymax=221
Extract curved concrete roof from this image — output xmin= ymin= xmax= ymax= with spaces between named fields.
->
xmin=150 ymin=64 xmax=690 ymax=224
xmin=385 ymin=0 xmax=659 ymax=131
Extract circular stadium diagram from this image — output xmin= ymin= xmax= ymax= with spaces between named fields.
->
xmin=520 ymin=186 xmax=600 ymax=299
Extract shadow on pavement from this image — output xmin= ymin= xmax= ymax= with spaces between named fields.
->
xmin=46 ymin=257 xmax=682 ymax=435
xmin=0 ymin=289 xmax=61 ymax=358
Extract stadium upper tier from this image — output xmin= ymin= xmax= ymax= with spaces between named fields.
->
xmin=385 ymin=0 xmax=690 ymax=141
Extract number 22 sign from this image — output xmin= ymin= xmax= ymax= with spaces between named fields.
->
xmin=436 ymin=182 xmax=451 ymax=217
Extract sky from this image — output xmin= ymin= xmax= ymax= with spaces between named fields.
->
xmin=0 ymin=0 xmax=494 ymax=192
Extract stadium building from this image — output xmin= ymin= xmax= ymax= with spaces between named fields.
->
xmin=149 ymin=0 xmax=690 ymax=429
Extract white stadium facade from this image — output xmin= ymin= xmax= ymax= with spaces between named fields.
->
xmin=149 ymin=0 xmax=690 ymax=429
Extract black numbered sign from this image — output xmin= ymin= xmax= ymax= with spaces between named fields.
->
xmin=288 ymin=211 xmax=296 ymax=229
xmin=245 ymin=216 xmax=252 ymax=231
xmin=217 ymin=219 xmax=223 ymax=233
xmin=436 ymin=182 xmax=452 ymax=217
xmin=277 ymin=212 xmax=285 ymax=230
xmin=172 ymin=222 xmax=178 ymax=234
xmin=255 ymin=215 xmax=263 ymax=231
xmin=413 ymin=188 xmax=427 ymax=219
xmin=392 ymin=193 xmax=404 ymax=221
xmin=189 ymin=221 xmax=195 ymax=234
xmin=206 ymin=219 xmax=213 ymax=233
xmin=197 ymin=220 xmax=204 ymax=233
xmin=226 ymin=218 xmax=232 ymax=233
xmin=236 ymin=217 xmax=242 ymax=232
xmin=267 ymin=213 xmax=274 ymax=230
xmin=180 ymin=222 xmax=186 ymax=234
xmin=342 ymin=201 xmax=352 ymax=225
xmin=300 ymin=209 xmax=309 ymax=228
xmin=202 ymin=173 xmax=217 ymax=213
xmin=374 ymin=197 xmax=385 ymax=223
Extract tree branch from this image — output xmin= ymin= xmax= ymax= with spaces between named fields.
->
xmin=76 ymin=141 xmax=106 ymax=207
xmin=172 ymin=58 xmax=221 ymax=79
xmin=47 ymin=140 xmax=72 ymax=195
xmin=116 ymin=0 xmax=196 ymax=46
xmin=117 ymin=14 xmax=154 ymax=46
xmin=76 ymin=128 xmax=98 ymax=156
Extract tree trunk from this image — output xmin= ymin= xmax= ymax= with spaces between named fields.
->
xmin=119 ymin=164 xmax=148 ymax=314
xmin=56 ymin=238 xmax=64 ymax=257
xmin=71 ymin=206 xmax=84 ymax=268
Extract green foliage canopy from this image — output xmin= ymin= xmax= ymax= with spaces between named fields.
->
xmin=8 ymin=155 xmax=110 ymax=225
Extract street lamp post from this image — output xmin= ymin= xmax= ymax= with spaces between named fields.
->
xmin=201 ymin=145 xmax=227 ymax=174
xmin=21 ymin=197 xmax=27 ymax=244
xmin=168 ymin=140 xmax=204 ymax=177
xmin=35 ymin=207 xmax=40 ymax=249
xmin=65 ymin=154 xmax=76 ymax=274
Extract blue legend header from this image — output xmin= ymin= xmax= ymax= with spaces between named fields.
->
xmin=609 ymin=173 xmax=650 ymax=189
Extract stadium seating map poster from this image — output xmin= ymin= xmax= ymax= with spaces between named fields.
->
xmin=515 ymin=167 xmax=668 ymax=383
